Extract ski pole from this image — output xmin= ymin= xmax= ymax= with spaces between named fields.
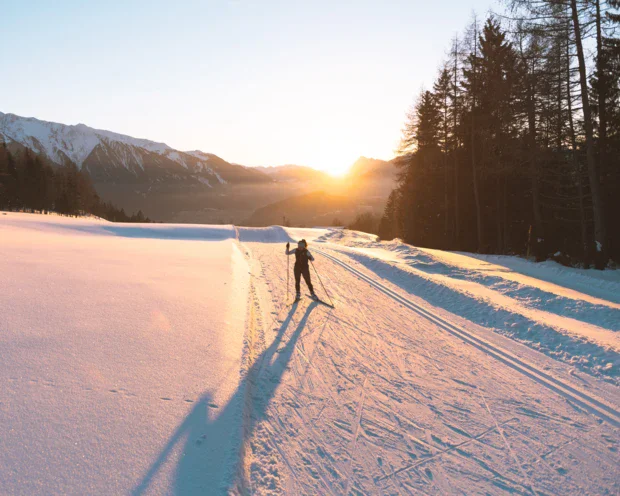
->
xmin=310 ymin=260 xmax=334 ymax=307
xmin=287 ymin=243 xmax=290 ymax=302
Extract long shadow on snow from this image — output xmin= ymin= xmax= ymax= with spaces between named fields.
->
xmin=336 ymin=250 xmax=620 ymax=383
xmin=132 ymin=301 xmax=320 ymax=495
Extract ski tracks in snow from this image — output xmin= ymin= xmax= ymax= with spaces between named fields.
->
xmin=318 ymin=248 xmax=620 ymax=427
xmin=237 ymin=237 xmax=619 ymax=495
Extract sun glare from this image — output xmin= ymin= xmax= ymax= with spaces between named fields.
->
xmin=312 ymin=153 xmax=359 ymax=177
xmin=325 ymin=166 xmax=349 ymax=178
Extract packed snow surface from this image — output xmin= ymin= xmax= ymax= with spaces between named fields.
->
xmin=1 ymin=217 xmax=619 ymax=494
xmin=314 ymin=229 xmax=620 ymax=381
xmin=0 ymin=213 xmax=250 ymax=494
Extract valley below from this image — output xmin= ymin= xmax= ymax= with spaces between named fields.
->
xmin=0 ymin=111 xmax=397 ymax=227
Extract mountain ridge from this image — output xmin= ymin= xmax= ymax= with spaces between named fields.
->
xmin=1 ymin=111 xmax=396 ymax=224
xmin=0 ymin=111 xmax=270 ymax=187
xmin=0 ymin=111 xmax=395 ymax=185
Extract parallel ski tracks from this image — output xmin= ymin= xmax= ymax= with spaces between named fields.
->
xmin=316 ymin=248 xmax=620 ymax=429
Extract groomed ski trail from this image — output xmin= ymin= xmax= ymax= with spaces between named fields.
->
xmin=236 ymin=229 xmax=619 ymax=495
xmin=316 ymin=248 xmax=620 ymax=429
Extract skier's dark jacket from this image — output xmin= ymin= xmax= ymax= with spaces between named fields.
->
xmin=293 ymin=247 xmax=314 ymax=269
xmin=285 ymin=244 xmax=315 ymax=269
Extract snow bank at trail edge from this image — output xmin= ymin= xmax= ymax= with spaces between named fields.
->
xmin=237 ymin=226 xmax=294 ymax=243
xmin=315 ymin=228 xmax=620 ymax=383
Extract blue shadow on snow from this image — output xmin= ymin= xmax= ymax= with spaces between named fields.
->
xmin=132 ymin=301 xmax=321 ymax=495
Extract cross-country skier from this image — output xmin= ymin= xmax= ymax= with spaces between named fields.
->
xmin=285 ymin=239 xmax=318 ymax=302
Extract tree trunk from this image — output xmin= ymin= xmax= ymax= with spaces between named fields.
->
xmin=526 ymin=57 xmax=544 ymax=260
xmin=444 ymin=152 xmax=449 ymax=243
xmin=595 ymin=0 xmax=608 ymax=178
xmin=496 ymin=173 xmax=503 ymax=253
xmin=453 ymin=38 xmax=460 ymax=246
xmin=471 ymin=23 xmax=484 ymax=253
xmin=473 ymin=130 xmax=483 ymax=252
xmin=556 ymin=42 xmax=563 ymax=152
xmin=503 ymin=173 xmax=509 ymax=252
xmin=566 ymin=31 xmax=590 ymax=264
xmin=443 ymin=93 xmax=450 ymax=245
xmin=570 ymin=0 xmax=607 ymax=266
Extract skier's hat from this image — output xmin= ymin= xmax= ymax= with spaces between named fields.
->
xmin=298 ymin=239 xmax=308 ymax=247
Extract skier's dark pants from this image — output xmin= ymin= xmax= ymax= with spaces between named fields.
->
xmin=294 ymin=266 xmax=314 ymax=294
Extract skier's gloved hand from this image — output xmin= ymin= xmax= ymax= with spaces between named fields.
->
xmin=286 ymin=242 xmax=290 ymax=250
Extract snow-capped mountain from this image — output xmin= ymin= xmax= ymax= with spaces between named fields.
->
xmin=0 ymin=111 xmax=269 ymax=187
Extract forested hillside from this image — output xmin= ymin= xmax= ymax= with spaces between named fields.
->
xmin=380 ymin=0 xmax=620 ymax=268
xmin=0 ymin=143 xmax=150 ymax=222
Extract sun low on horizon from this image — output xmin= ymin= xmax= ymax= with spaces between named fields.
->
xmin=3 ymin=0 xmax=620 ymax=494
xmin=1 ymin=0 xmax=494 ymax=177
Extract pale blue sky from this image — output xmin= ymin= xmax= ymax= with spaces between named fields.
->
xmin=2 ymin=0 xmax=496 ymax=174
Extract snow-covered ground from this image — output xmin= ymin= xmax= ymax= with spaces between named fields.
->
xmin=314 ymin=229 xmax=620 ymax=383
xmin=1 ymin=215 xmax=619 ymax=494
xmin=0 ymin=213 xmax=250 ymax=494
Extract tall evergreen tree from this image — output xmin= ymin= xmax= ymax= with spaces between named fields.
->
xmin=570 ymin=0 xmax=608 ymax=265
xmin=433 ymin=67 xmax=453 ymax=242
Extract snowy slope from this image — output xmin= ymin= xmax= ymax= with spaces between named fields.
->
xmin=237 ymin=226 xmax=619 ymax=494
xmin=1 ymin=216 xmax=618 ymax=495
xmin=0 ymin=112 xmax=269 ymax=186
xmin=0 ymin=213 xmax=251 ymax=495
xmin=0 ymin=111 xmax=169 ymax=167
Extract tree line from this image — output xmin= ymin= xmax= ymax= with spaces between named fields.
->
xmin=379 ymin=0 xmax=620 ymax=268
xmin=0 ymin=143 xmax=151 ymax=222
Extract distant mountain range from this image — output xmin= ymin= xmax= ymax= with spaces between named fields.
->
xmin=246 ymin=157 xmax=399 ymax=227
xmin=0 ymin=111 xmax=397 ymax=224
xmin=347 ymin=156 xmax=398 ymax=181
xmin=0 ymin=111 xmax=268 ymax=187
xmin=256 ymin=157 xmax=398 ymax=185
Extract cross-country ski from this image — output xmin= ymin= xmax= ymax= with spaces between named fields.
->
xmin=306 ymin=294 xmax=335 ymax=308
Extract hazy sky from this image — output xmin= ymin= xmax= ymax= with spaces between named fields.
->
xmin=2 ymin=0 xmax=497 ymax=174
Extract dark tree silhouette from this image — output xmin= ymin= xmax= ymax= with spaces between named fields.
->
xmin=381 ymin=5 xmax=620 ymax=267
xmin=0 ymin=146 xmax=152 ymax=223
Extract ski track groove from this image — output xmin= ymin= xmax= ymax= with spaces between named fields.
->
xmin=477 ymin=387 xmax=539 ymax=496
xmin=239 ymin=237 xmax=619 ymax=494
xmin=344 ymin=366 xmax=369 ymax=495
xmin=316 ymin=248 xmax=620 ymax=429
xmin=327 ymin=260 xmax=373 ymax=494
xmin=376 ymin=418 xmax=519 ymax=482
xmin=288 ymin=312 xmax=343 ymax=423
xmin=503 ymin=425 xmax=584 ymax=494
xmin=258 ymin=314 xmax=314 ymax=492
xmin=262 ymin=421 xmax=306 ymax=493
xmin=343 ymin=286 xmax=415 ymax=495
xmin=266 ymin=348 xmax=346 ymax=496
xmin=423 ymin=429 xmax=453 ymax=494
xmin=262 ymin=293 xmax=339 ymax=493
